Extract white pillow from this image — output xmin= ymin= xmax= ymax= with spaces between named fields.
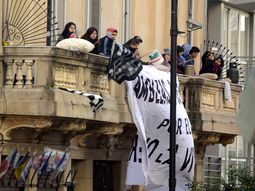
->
xmin=56 ymin=38 xmax=95 ymax=53
xmin=198 ymin=73 xmax=218 ymax=80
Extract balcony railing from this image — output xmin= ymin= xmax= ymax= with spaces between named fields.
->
xmin=0 ymin=47 xmax=242 ymax=142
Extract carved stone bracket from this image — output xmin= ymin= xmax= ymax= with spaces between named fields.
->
xmin=76 ymin=123 xmax=124 ymax=158
xmin=219 ymin=135 xmax=236 ymax=146
xmin=194 ymin=131 xmax=236 ymax=147
xmin=195 ymin=133 xmax=220 ymax=146
xmin=0 ymin=116 xmax=52 ymax=140
xmin=59 ymin=120 xmax=87 ymax=145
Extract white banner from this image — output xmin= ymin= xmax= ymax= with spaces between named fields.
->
xmin=125 ymin=65 xmax=194 ymax=191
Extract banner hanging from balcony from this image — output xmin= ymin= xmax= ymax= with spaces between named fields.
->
xmin=58 ymin=87 xmax=104 ymax=112
xmin=125 ymin=65 xmax=194 ymax=190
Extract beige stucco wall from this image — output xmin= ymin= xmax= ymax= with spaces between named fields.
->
xmin=65 ymin=0 xmax=87 ymax=37
xmin=130 ymin=0 xmax=206 ymax=71
xmin=131 ymin=0 xmax=168 ymax=57
xmin=192 ymin=0 xmax=207 ymax=72
xmin=100 ymin=0 xmax=124 ymax=42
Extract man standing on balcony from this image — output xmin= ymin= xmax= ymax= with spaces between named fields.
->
xmin=98 ymin=27 xmax=118 ymax=57
xmin=182 ymin=46 xmax=200 ymax=75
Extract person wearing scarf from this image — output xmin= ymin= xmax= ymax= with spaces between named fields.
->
xmin=81 ymin=27 xmax=100 ymax=54
xmin=57 ymin=22 xmax=78 ymax=43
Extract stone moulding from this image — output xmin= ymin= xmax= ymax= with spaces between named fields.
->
xmin=0 ymin=116 xmax=52 ymax=140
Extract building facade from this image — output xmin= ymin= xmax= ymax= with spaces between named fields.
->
xmin=206 ymin=0 xmax=255 ymax=181
xmin=0 ymin=0 xmax=243 ymax=190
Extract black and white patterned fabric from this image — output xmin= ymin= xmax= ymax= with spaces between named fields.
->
xmin=59 ymin=87 xmax=104 ymax=112
xmin=108 ymin=41 xmax=143 ymax=84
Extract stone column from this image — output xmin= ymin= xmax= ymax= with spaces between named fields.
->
xmin=59 ymin=159 xmax=72 ymax=191
xmin=4 ymin=59 xmax=14 ymax=88
xmin=120 ymin=161 xmax=128 ymax=191
xmin=25 ymin=60 xmax=34 ymax=88
xmin=75 ymin=160 xmax=93 ymax=191
xmin=194 ymin=143 xmax=206 ymax=182
xmin=15 ymin=60 xmax=24 ymax=88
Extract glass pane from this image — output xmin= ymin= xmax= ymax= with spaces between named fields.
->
xmin=90 ymin=0 xmax=100 ymax=30
xmin=56 ymin=0 xmax=65 ymax=33
xmin=229 ymin=11 xmax=238 ymax=56
xmin=228 ymin=136 xmax=238 ymax=158
xmin=240 ymin=15 xmax=248 ymax=57
xmin=223 ymin=9 xmax=228 ymax=47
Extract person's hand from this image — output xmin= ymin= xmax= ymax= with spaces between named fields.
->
xmin=69 ymin=33 xmax=77 ymax=38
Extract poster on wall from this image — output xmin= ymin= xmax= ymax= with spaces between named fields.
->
xmin=125 ymin=65 xmax=194 ymax=191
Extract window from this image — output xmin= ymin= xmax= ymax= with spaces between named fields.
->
xmin=223 ymin=9 xmax=229 ymax=48
xmin=122 ymin=0 xmax=131 ymax=43
xmin=239 ymin=15 xmax=248 ymax=57
xmin=225 ymin=8 xmax=249 ymax=57
xmin=55 ymin=0 xmax=66 ymax=34
xmin=87 ymin=0 xmax=101 ymax=32
xmin=52 ymin=0 xmax=66 ymax=45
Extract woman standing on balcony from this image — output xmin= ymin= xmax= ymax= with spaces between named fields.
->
xmin=81 ymin=27 xmax=100 ymax=54
xmin=57 ymin=22 xmax=78 ymax=43
xmin=199 ymin=52 xmax=224 ymax=80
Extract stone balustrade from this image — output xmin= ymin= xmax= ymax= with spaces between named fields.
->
xmin=2 ymin=47 xmax=110 ymax=96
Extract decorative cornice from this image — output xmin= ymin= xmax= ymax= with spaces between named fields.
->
xmin=76 ymin=124 xmax=125 ymax=152
xmin=0 ymin=116 xmax=52 ymax=139
xmin=193 ymin=131 xmax=237 ymax=148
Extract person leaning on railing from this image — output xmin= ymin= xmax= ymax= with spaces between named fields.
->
xmin=182 ymin=46 xmax=200 ymax=75
xmin=81 ymin=27 xmax=100 ymax=54
xmin=98 ymin=27 xmax=118 ymax=57
xmin=57 ymin=22 xmax=78 ymax=43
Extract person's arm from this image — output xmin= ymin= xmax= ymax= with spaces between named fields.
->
xmin=201 ymin=51 xmax=210 ymax=65
xmin=97 ymin=39 xmax=105 ymax=55
xmin=56 ymin=35 xmax=64 ymax=44
xmin=217 ymin=67 xmax=223 ymax=79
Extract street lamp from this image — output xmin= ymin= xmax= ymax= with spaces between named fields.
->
xmin=170 ymin=0 xmax=178 ymax=190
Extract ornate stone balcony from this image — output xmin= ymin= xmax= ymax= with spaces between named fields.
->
xmin=179 ymin=76 xmax=242 ymax=180
xmin=0 ymin=47 xmax=242 ymax=183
